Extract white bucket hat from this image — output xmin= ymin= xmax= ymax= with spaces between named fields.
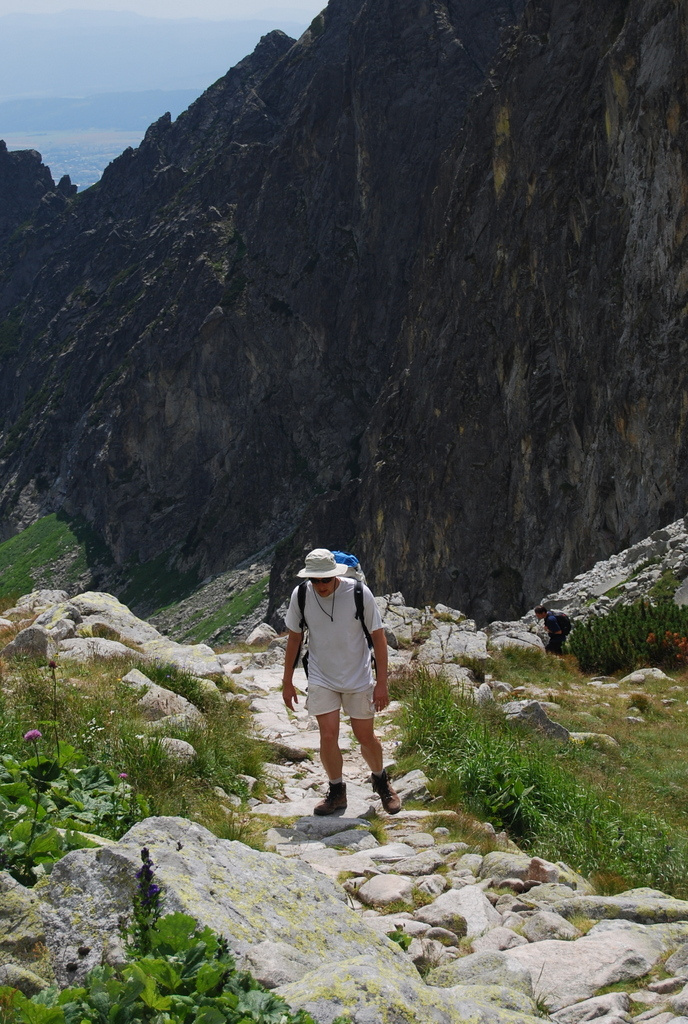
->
xmin=297 ymin=548 xmax=349 ymax=578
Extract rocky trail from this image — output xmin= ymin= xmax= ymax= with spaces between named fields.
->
xmin=6 ymin=541 xmax=688 ymax=1021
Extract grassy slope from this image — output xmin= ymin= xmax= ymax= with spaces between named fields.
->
xmin=0 ymin=511 xmax=112 ymax=603
xmin=393 ymin=648 xmax=688 ymax=898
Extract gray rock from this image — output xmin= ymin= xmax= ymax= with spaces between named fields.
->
xmin=503 ymin=700 xmax=570 ymax=742
xmin=239 ymin=940 xmax=312 ymax=988
xmin=476 ymin=682 xmax=496 ymax=705
xmin=426 ymin=950 xmax=534 ymax=996
xmin=551 ymin=992 xmax=631 ymax=1024
xmin=456 ymin=853 xmax=484 ymax=875
xmin=618 ymin=668 xmax=671 ymax=685
xmin=479 ymin=851 xmax=533 ymax=883
xmin=40 ymin=816 xmax=408 ymax=986
xmin=58 ymin=637 xmax=135 ymax=661
xmin=1 ymin=624 xmax=57 ymax=661
xmin=277 ymin=952 xmax=543 ymax=1024
xmin=445 ymin=983 xmax=538 ymax=1015
xmin=0 ymin=963 xmax=50 ymax=995
xmin=8 ymin=590 xmax=68 ymax=615
xmin=46 ymin=618 xmax=77 ymax=641
xmin=293 ymin=816 xmax=372 ymax=839
xmin=136 ymin=682 xmax=203 ymax=724
xmin=321 ymin=829 xmax=379 ymax=851
xmin=0 ymin=872 xmax=46 ymax=954
xmin=521 ymin=910 xmax=581 ymax=942
xmin=246 ymin=623 xmax=278 ymax=645
xmin=357 ymin=874 xmax=414 ymax=907
xmin=393 ymin=769 xmax=432 ymax=802
xmin=394 ymin=849 xmax=446 ymax=876
xmin=666 ymin=941 xmax=688 ymax=976
xmin=407 ymin=936 xmax=451 ymax=970
xmin=417 ymin=875 xmax=449 ymax=897
xmin=504 ymin=920 xmax=688 ymax=1011
xmin=527 ymin=888 xmax=688 ymax=924
xmin=471 ymin=927 xmax=529 ymax=952
xmin=670 ymin=984 xmax=688 ymax=1015
xmin=159 ymin=738 xmax=197 ymax=762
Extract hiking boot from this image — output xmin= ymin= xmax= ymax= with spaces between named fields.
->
xmin=371 ymin=769 xmax=401 ymax=814
xmin=313 ymin=781 xmax=347 ymax=816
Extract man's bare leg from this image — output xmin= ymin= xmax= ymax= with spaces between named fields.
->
xmin=316 ymin=709 xmax=343 ymax=780
xmin=350 ymin=716 xmax=401 ymax=814
xmin=350 ymin=716 xmax=383 ymax=773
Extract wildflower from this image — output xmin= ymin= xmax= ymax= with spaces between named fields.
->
xmin=23 ymin=729 xmax=42 ymax=742
xmin=119 ymin=772 xmax=128 ymax=778
xmin=48 ymin=660 xmax=57 ymax=669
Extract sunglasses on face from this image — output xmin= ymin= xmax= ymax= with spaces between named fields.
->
xmin=309 ymin=577 xmax=334 ymax=584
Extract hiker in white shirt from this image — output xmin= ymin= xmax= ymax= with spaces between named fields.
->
xmin=281 ymin=548 xmax=401 ymax=815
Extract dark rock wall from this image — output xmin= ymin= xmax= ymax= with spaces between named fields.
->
xmin=0 ymin=0 xmax=522 ymax=577
xmin=346 ymin=0 xmax=688 ymax=619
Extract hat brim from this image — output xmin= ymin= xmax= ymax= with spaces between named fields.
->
xmin=296 ymin=563 xmax=349 ymax=578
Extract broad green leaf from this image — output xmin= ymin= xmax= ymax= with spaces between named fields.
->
xmin=194 ymin=963 xmax=225 ymax=995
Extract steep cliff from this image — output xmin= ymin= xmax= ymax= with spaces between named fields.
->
xmin=0 ymin=0 xmax=522 ymax=592
xmin=271 ymin=0 xmax=688 ymax=620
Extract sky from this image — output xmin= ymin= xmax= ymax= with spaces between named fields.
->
xmin=0 ymin=1 xmax=324 ymax=18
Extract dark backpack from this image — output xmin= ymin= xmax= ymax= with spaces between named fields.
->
xmin=293 ymin=578 xmax=375 ymax=677
xmin=553 ymin=612 xmax=572 ymax=636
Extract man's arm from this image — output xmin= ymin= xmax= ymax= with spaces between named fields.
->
xmin=282 ymin=629 xmax=303 ymax=710
xmin=371 ymin=627 xmax=389 ymax=711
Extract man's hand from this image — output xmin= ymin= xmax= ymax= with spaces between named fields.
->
xmin=372 ymin=680 xmax=389 ymax=712
xmin=282 ymin=679 xmax=299 ymax=711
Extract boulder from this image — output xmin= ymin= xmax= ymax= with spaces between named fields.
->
xmin=357 ymin=874 xmax=414 ymax=907
xmin=70 ymin=592 xmax=161 ymax=644
xmin=239 ymin=940 xmax=313 ymax=988
xmin=393 ymin=849 xmax=446 ymax=876
xmin=34 ymin=602 xmax=83 ymax=628
xmin=46 ymin=618 xmax=77 ymax=641
xmin=0 ymin=624 xmax=57 ymax=661
xmin=551 ymin=992 xmax=632 ymax=1024
xmin=502 ymin=920 xmax=688 ymax=1010
xmin=0 ymin=872 xmax=46 ymax=954
xmin=446 ymin=983 xmax=538 ymax=1015
xmin=392 ymin=769 xmax=432 ymax=802
xmin=666 ymin=941 xmax=688 ymax=976
xmin=0 ymin=963 xmax=50 ymax=995
xmin=57 ymin=637 xmax=136 ymax=660
xmin=5 ymin=590 xmax=68 ymax=616
xmin=426 ymin=950 xmax=534 ymax=996
xmin=521 ymin=911 xmax=581 ymax=942
xmin=135 ymin=681 xmax=203 ymax=724
xmin=526 ymin=887 xmax=688 ymax=923
xmin=471 ymin=927 xmax=529 ymax=953
xmin=159 ymin=738 xmax=197 ymax=762
xmin=479 ymin=851 xmax=533 ymax=883
xmin=246 ymin=623 xmax=278 ymax=645
xmin=417 ymin=623 xmax=490 ymax=663
xmin=503 ymin=701 xmax=570 ymax=742
xmin=277 ymin=952 xmax=543 ymax=1024
xmin=40 ymin=816 xmax=409 ymax=986
xmin=618 ymin=668 xmax=670 ymax=685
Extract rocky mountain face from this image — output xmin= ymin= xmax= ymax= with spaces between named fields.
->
xmin=339 ymin=0 xmax=688 ymax=620
xmin=3 ymin=0 xmax=686 ymax=623
xmin=0 ymin=0 xmax=522 ymax=589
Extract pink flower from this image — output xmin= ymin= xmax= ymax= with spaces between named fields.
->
xmin=118 ymin=772 xmax=128 ymax=778
xmin=23 ymin=729 xmax=42 ymax=742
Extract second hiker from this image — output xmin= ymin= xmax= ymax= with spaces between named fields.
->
xmin=281 ymin=547 xmax=401 ymax=815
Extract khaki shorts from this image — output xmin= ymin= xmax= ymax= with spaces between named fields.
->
xmin=306 ymin=683 xmax=375 ymax=719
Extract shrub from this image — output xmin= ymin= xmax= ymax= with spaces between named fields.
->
xmin=568 ymin=600 xmax=688 ymax=674
xmin=1 ymin=912 xmax=320 ymax=1024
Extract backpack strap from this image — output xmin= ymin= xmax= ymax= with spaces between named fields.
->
xmin=293 ymin=580 xmax=309 ymax=673
xmin=354 ymin=579 xmax=377 ymax=678
xmin=354 ymin=579 xmax=373 ymax=649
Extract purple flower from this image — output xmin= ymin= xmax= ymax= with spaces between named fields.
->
xmin=23 ymin=729 xmax=42 ymax=742
xmin=119 ymin=772 xmax=128 ymax=779
xmin=48 ymin=660 xmax=57 ymax=669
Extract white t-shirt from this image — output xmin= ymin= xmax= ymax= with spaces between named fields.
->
xmin=285 ymin=577 xmax=383 ymax=692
